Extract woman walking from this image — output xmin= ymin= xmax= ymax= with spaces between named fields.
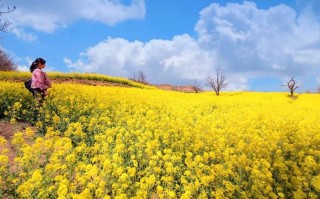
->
xmin=30 ymin=58 xmax=52 ymax=102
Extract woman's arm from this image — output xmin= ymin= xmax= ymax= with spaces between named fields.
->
xmin=33 ymin=69 xmax=49 ymax=90
xmin=44 ymin=72 xmax=52 ymax=88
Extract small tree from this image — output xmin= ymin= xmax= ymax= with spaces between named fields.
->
xmin=282 ymin=77 xmax=298 ymax=96
xmin=0 ymin=49 xmax=15 ymax=71
xmin=189 ymin=80 xmax=202 ymax=94
xmin=206 ymin=67 xmax=228 ymax=96
xmin=129 ymin=69 xmax=148 ymax=85
xmin=0 ymin=1 xmax=16 ymax=32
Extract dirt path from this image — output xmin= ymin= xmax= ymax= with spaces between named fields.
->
xmin=0 ymin=120 xmax=35 ymax=166
xmin=51 ymin=78 xmax=131 ymax=87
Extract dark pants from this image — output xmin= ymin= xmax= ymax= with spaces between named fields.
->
xmin=33 ymin=88 xmax=45 ymax=104
xmin=32 ymin=88 xmax=46 ymax=123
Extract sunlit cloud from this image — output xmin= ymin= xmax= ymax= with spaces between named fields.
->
xmin=64 ymin=1 xmax=320 ymax=91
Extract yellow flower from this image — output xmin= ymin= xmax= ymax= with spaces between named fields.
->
xmin=146 ymin=174 xmax=156 ymax=187
xmin=311 ymin=175 xmax=320 ymax=192
xmin=293 ymin=189 xmax=307 ymax=199
xmin=36 ymin=121 xmax=43 ymax=128
xmin=24 ymin=127 xmax=35 ymax=138
xmin=128 ymin=167 xmax=136 ymax=177
xmin=17 ymin=181 xmax=33 ymax=198
xmin=74 ymin=188 xmax=92 ymax=199
xmin=167 ymin=191 xmax=176 ymax=198
xmin=58 ymin=182 xmax=69 ymax=198
xmin=119 ymin=173 xmax=129 ymax=182
xmin=181 ymin=189 xmax=192 ymax=199
xmin=66 ymin=154 xmax=76 ymax=164
xmin=31 ymin=169 xmax=43 ymax=185
xmin=0 ymin=136 xmax=7 ymax=147
xmin=11 ymin=132 xmax=25 ymax=147
xmin=10 ymin=118 xmax=16 ymax=124
xmin=0 ymin=155 xmax=9 ymax=165
xmin=53 ymin=114 xmax=61 ymax=124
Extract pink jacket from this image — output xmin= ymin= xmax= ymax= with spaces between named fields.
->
xmin=31 ymin=68 xmax=52 ymax=90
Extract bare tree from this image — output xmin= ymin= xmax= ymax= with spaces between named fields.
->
xmin=0 ymin=1 xmax=16 ymax=32
xmin=0 ymin=1 xmax=16 ymax=70
xmin=189 ymin=80 xmax=202 ymax=94
xmin=206 ymin=67 xmax=228 ymax=96
xmin=129 ymin=69 xmax=148 ymax=85
xmin=0 ymin=48 xmax=15 ymax=71
xmin=282 ymin=77 xmax=298 ymax=96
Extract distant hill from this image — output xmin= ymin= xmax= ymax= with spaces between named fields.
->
xmin=0 ymin=71 xmax=153 ymax=89
xmin=0 ymin=71 xmax=200 ymax=93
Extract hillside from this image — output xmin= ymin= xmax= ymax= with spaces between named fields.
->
xmin=0 ymin=71 xmax=154 ymax=89
xmin=0 ymin=71 xmax=197 ymax=92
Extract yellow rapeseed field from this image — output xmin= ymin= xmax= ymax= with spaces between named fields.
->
xmin=0 ymin=76 xmax=320 ymax=198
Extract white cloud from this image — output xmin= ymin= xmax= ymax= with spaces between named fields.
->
xmin=293 ymin=49 xmax=320 ymax=65
xmin=195 ymin=1 xmax=320 ymax=74
xmin=65 ymin=37 xmax=146 ymax=75
xmin=8 ymin=0 xmax=145 ymax=33
xmin=16 ymin=64 xmax=29 ymax=72
xmin=12 ymin=28 xmax=37 ymax=41
xmin=65 ymin=35 xmax=216 ymax=85
xmin=65 ymin=1 xmax=320 ymax=90
xmin=297 ymin=0 xmax=320 ymax=21
xmin=227 ymin=75 xmax=249 ymax=91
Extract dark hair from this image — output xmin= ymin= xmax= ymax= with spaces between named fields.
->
xmin=30 ymin=58 xmax=46 ymax=73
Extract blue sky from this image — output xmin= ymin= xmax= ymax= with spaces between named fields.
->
xmin=1 ymin=0 xmax=320 ymax=92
